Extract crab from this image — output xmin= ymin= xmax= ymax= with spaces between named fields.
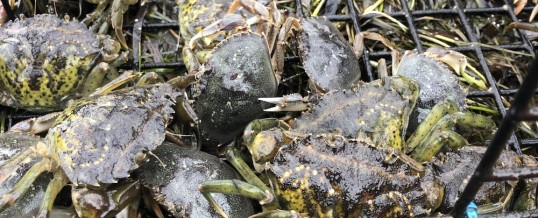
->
xmin=0 ymin=71 xmax=197 ymax=217
xmin=68 ymin=141 xmax=254 ymax=217
xmin=179 ymin=0 xmax=361 ymax=146
xmin=0 ymin=14 xmax=128 ymax=112
xmin=189 ymin=33 xmax=277 ymax=146
xmin=130 ymin=142 xmax=255 ymax=217
xmin=426 ymin=146 xmax=538 ymax=213
xmin=198 ymin=75 xmax=500 ymax=217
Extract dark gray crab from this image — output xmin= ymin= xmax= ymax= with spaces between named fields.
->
xmin=0 ymin=72 xmax=186 ymax=216
xmin=192 ymin=33 xmax=277 ymax=145
xmin=132 ymin=142 xmax=255 ymax=217
xmin=0 ymin=14 xmax=126 ymax=112
xmin=297 ymin=16 xmax=362 ymax=92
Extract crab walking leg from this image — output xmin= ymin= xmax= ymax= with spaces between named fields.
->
xmin=226 ymin=147 xmax=280 ymax=211
xmin=81 ymin=50 xmax=130 ymax=97
xmin=405 ymin=100 xmax=459 ymax=153
xmin=273 ymin=17 xmax=300 ymax=81
xmin=89 ymin=71 xmax=142 ymax=97
xmin=184 ymin=13 xmax=247 ymax=73
xmin=36 ymin=171 xmax=68 ymax=217
xmin=111 ymin=0 xmax=138 ymax=49
xmin=200 ymin=180 xmax=271 ymax=218
xmin=410 ymin=131 xmax=467 ymax=162
xmin=227 ymin=0 xmax=269 ymax=19
xmin=249 ymin=210 xmax=301 ymax=218
xmin=409 ymin=111 xmax=495 ymax=162
xmin=0 ymin=160 xmax=49 ymax=212
xmin=0 ymin=148 xmax=38 ymax=184
xmin=135 ymin=72 xmax=159 ymax=86
xmin=0 ymin=140 xmax=48 ymax=184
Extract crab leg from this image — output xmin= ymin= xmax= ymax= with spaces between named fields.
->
xmin=89 ymin=70 xmax=142 ymax=97
xmin=200 ymin=180 xmax=271 ymax=218
xmin=405 ymin=100 xmax=459 ymax=153
xmin=199 ymin=146 xmax=281 ymax=217
xmin=273 ymin=17 xmax=300 ymax=81
xmin=227 ymin=0 xmax=269 ymax=20
xmin=0 ymin=160 xmax=49 ymax=212
xmin=111 ymin=0 xmax=138 ymax=49
xmin=410 ymin=131 xmax=467 ymax=162
xmin=36 ymin=171 xmax=68 ymax=217
xmin=414 ymin=110 xmax=495 ymax=155
xmin=0 ymin=139 xmax=48 ymax=184
xmin=407 ymin=104 xmax=495 ymax=162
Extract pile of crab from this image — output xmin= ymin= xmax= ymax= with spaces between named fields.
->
xmin=0 ymin=0 xmax=536 ymax=217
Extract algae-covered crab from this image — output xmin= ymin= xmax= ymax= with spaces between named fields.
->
xmin=0 ymin=72 xmax=193 ymax=216
xmin=0 ymin=14 xmax=127 ymax=112
xmin=199 ymin=76 xmax=500 ymax=217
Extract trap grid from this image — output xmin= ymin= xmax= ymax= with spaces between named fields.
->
xmin=0 ymin=0 xmax=537 ymax=216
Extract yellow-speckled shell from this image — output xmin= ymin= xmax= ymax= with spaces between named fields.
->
xmin=0 ymin=14 xmax=99 ymax=112
xmin=269 ymin=135 xmax=428 ymax=217
xmin=178 ymin=0 xmax=231 ymax=42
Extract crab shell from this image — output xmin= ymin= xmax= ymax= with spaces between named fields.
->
xmin=268 ymin=135 xmax=429 ymax=217
xmin=294 ymin=76 xmax=419 ymax=151
xmin=194 ymin=33 xmax=277 ymax=145
xmin=298 ymin=17 xmax=361 ymax=92
xmin=0 ymin=14 xmax=100 ymax=112
xmin=47 ymin=83 xmax=179 ymax=186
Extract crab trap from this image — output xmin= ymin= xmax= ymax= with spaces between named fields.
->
xmin=2 ymin=0 xmax=538 ymax=217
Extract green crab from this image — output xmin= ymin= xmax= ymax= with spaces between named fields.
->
xmin=0 ymin=71 xmax=196 ymax=217
xmin=0 ymin=14 xmax=128 ymax=112
xmin=199 ymin=76 xmax=498 ymax=217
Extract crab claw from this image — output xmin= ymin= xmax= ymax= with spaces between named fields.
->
xmin=259 ymin=93 xmax=309 ymax=112
xmin=9 ymin=112 xmax=61 ymax=134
